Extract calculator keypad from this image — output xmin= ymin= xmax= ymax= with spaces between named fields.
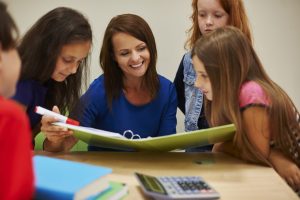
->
xmin=158 ymin=176 xmax=214 ymax=195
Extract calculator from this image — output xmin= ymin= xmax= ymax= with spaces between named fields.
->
xmin=134 ymin=172 xmax=220 ymax=200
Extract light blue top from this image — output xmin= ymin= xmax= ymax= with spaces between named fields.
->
xmin=182 ymin=51 xmax=204 ymax=131
xmin=77 ymin=74 xmax=178 ymax=151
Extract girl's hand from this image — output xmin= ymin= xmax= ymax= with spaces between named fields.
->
xmin=40 ymin=106 xmax=76 ymax=151
xmin=270 ymin=149 xmax=300 ymax=191
xmin=274 ymin=158 xmax=300 ymax=191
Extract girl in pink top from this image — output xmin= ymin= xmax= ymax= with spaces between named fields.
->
xmin=192 ymin=26 xmax=300 ymax=192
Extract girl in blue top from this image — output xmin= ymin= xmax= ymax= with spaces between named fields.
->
xmin=12 ymin=7 xmax=92 ymax=140
xmin=41 ymin=14 xmax=178 ymax=152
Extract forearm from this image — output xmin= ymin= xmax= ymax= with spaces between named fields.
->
xmin=268 ymin=149 xmax=293 ymax=170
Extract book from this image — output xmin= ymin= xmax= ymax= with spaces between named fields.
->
xmin=94 ymin=182 xmax=128 ymax=200
xmin=53 ymin=122 xmax=236 ymax=151
xmin=34 ymin=155 xmax=112 ymax=200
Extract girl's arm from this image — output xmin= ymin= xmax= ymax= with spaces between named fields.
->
xmin=213 ymin=106 xmax=270 ymax=158
xmin=242 ymin=106 xmax=300 ymax=190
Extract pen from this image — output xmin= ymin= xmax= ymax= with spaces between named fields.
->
xmin=35 ymin=106 xmax=80 ymax=126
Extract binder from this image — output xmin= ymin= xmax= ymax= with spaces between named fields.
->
xmin=53 ymin=122 xmax=235 ymax=151
xmin=34 ymin=156 xmax=112 ymax=200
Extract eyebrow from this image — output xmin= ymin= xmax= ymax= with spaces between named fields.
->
xmin=117 ymin=42 xmax=147 ymax=52
xmin=62 ymin=55 xmax=85 ymax=60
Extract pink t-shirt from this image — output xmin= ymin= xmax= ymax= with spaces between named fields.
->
xmin=239 ymin=81 xmax=270 ymax=109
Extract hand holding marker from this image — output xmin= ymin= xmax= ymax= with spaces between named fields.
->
xmin=35 ymin=106 xmax=80 ymax=126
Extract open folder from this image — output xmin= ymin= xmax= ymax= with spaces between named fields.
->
xmin=53 ymin=122 xmax=235 ymax=151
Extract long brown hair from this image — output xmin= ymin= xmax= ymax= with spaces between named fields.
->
xmin=18 ymin=7 xmax=92 ymax=115
xmin=185 ymin=0 xmax=252 ymax=49
xmin=192 ymin=26 xmax=300 ymax=166
xmin=99 ymin=14 xmax=159 ymax=109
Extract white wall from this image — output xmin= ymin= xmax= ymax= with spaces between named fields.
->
xmin=5 ymin=0 xmax=300 ymax=132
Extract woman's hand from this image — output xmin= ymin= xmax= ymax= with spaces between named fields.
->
xmin=40 ymin=106 xmax=77 ymax=152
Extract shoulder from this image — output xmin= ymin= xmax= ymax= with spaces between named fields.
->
xmin=158 ymin=75 xmax=175 ymax=91
xmin=157 ymin=75 xmax=177 ymax=102
xmin=239 ymin=81 xmax=270 ymax=108
xmin=183 ymin=51 xmax=192 ymax=60
xmin=81 ymin=75 xmax=106 ymax=103
xmin=12 ymin=80 xmax=47 ymax=105
xmin=85 ymin=75 xmax=105 ymax=95
xmin=88 ymin=75 xmax=105 ymax=90
xmin=17 ymin=80 xmax=44 ymax=90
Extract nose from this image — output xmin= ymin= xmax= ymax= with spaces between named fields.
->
xmin=131 ymin=51 xmax=140 ymax=62
xmin=194 ymin=77 xmax=204 ymax=91
xmin=68 ymin=62 xmax=79 ymax=74
xmin=205 ymin=15 xmax=213 ymax=26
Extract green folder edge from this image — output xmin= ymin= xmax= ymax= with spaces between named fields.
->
xmin=72 ymin=124 xmax=236 ymax=151
xmin=95 ymin=182 xmax=128 ymax=200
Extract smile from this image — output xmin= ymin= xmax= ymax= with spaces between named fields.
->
xmin=130 ymin=61 xmax=144 ymax=68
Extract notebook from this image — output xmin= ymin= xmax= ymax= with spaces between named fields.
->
xmin=34 ymin=156 xmax=112 ymax=200
xmin=95 ymin=182 xmax=128 ymax=200
xmin=53 ymin=122 xmax=235 ymax=151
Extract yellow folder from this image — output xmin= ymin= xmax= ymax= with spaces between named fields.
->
xmin=53 ymin=122 xmax=235 ymax=151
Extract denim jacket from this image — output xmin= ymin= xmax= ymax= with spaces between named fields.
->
xmin=183 ymin=52 xmax=204 ymax=132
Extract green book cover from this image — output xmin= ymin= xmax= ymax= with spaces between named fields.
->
xmin=53 ymin=122 xmax=235 ymax=151
xmin=95 ymin=182 xmax=128 ymax=200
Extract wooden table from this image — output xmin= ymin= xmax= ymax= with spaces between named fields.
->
xmin=35 ymin=151 xmax=299 ymax=199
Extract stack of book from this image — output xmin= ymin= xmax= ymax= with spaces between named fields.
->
xmin=34 ymin=156 xmax=128 ymax=200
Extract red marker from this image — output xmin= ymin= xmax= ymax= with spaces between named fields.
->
xmin=35 ymin=106 xmax=79 ymax=126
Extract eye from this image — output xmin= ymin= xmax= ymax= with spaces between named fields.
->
xmin=197 ymin=72 xmax=208 ymax=79
xmin=201 ymin=74 xmax=208 ymax=79
xmin=215 ymin=12 xmax=224 ymax=18
xmin=198 ymin=11 xmax=206 ymax=18
xmin=120 ymin=51 xmax=129 ymax=56
xmin=62 ymin=58 xmax=73 ymax=64
xmin=138 ymin=45 xmax=147 ymax=51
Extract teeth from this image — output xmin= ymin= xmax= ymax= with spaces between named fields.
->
xmin=131 ymin=62 xmax=143 ymax=68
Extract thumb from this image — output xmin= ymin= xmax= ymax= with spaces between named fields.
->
xmin=52 ymin=105 xmax=60 ymax=114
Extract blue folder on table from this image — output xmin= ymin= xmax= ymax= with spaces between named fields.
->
xmin=34 ymin=156 xmax=112 ymax=200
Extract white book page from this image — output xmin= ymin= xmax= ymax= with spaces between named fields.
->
xmin=52 ymin=122 xmax=126 ymax=139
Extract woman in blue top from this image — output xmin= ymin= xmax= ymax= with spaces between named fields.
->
xmin=41 ymin=14 xmax=178 ymax=152
xmin=11 ymin=7 xmax=92 ymax=140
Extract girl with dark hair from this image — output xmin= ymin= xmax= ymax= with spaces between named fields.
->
xmin=41 ymin=14 xmax=177 ymax=152
xmin=12 ymin=7 xmax=92 ymax=141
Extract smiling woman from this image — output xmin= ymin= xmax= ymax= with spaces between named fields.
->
xmin=11 ymin=7 xmax=92 ymax=143
xmin=41 ymin=14 xmax=178 ymax=152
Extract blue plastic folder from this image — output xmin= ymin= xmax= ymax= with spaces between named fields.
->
xmin=34 ymin=156 xmax=112 ymax=200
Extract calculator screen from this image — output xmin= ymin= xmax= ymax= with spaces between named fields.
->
xmin=136 ymin=173 xmax=167 ymax=195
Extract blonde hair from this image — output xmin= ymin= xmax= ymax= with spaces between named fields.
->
xmin=192 ymin=26 xmax=300 ymax=166
xmin=185 ymin=0 xmax=252 ymax=49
